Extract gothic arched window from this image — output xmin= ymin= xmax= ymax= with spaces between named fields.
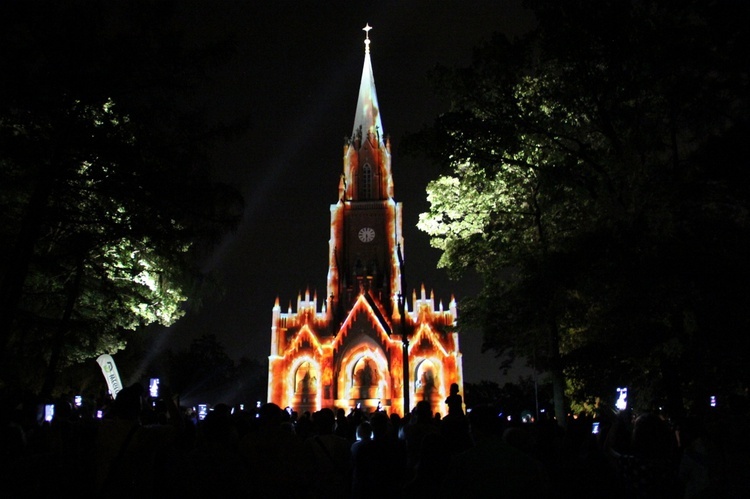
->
xmin=361 ymin=163 xmax=372 ymax=198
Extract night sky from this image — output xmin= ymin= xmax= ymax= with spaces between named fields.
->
xmin=155 ymin=1 xmax=537 ymax=384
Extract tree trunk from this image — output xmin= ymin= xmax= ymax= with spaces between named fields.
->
xmin=549 ymin=319 xmax=567 ymax=429
xmin=0 ymin=163 xmax=56 ymax=358
xmin=40 ymin=250 xmax=84 ymax=398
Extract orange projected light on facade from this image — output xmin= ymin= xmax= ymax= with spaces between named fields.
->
xmin=267 ymin=26 xmax=464 ymax=417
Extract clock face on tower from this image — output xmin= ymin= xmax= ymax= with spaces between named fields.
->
xmin=358 ymin=227 xmax=376 ymax=243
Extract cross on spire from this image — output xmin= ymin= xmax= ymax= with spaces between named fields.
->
xmin=363 ymin=23 xmax=372 ymax=53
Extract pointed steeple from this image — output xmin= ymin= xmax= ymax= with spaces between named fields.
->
xmin=352 ymin=23 xmax=383 ymax=141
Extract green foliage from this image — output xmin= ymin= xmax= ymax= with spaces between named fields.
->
xmin=0 ymin=1 xmax=245 ymax=395
xmin=410 ymin=0 xmax=750 ymax=415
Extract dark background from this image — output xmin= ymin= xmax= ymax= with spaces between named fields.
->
xmin=154 ymin=1 xmax=536 ymax=384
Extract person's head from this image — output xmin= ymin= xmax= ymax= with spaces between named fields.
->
xmin=113 ymin=383 xmax=144 ymax=420
xmin=390 ymin=412 xmax=401 ymax=427
xmin=414 ymin=400 xmax=432 ymax=423
xmin=258 ymin=403 xmax=284 ymax=426
xmin=53 ymin=398 xmax=73 ymax=422
xmin=631 ymin=412 xmax=674 ymax=458
xmin=313 ymin=408 xmax=336 ymax=434
xmin=450 ymin=383 xmax=459 ymax=396
xmin=213 ymin=403 xmax=232 ymax=418
xmin=370 ymin=410 xmax=389 ymax=439
xmin=356 ymin=420 xmax=373 ymax=441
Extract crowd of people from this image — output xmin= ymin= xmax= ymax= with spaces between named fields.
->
xmin=2 ymin=382 xmax=749 ymax=498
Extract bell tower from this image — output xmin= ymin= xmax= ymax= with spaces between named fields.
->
xmin=326 ymin=24 xmax=404 ymax=324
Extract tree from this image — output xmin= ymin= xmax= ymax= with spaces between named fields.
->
xmin=409 ymin=0 xmax=749 ymax=421
xmin=463 ymin=380 xmax=503 ymax=408
xmin=0 ymin=0 xmax=245 ymax=396
xmin=166 ymin=334 xmax=235 ymax=404
xmin=233 ymin=356 xmax=269 ymax=407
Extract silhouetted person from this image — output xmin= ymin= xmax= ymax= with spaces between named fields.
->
xmin=295 ymin=409 xmax=313 ymax=439
xmin=354 ymin=419 xmax=373 ymax=444
xmin=351 ymin=419 xmax=375 ymax=498
xmin=445 ymin=382 xmax=463 ymax=415
xmin=351 ymin=411 xmax=407 ymax=499
xmin=347 ymin=406 xmax=365 ymax=442
xmin=93 ymin=383 xmax=181 ymax=497
xmin=605 ymin=411 xmax=680 ymax=498
xmin=442 ymin=405 xmax=551 ymax=496
xmin=304 ymin=407 xmax=352 ymax=498
xmin=677 ymin=415 xmax=724 ymax=498
xmin=335 ymin=407 xmax=350 ymax=439
xmin=40 ymin=395 xmax=98 ymax=494
xmin=401 ymin=400 xmax=440 ymax=479
xmin=175 ymin=402 xmax=249 ymax=495
xmin=239 ymin=403 xmax=307 ymax=498
xmin=440 ymin=399 xmax=473 ymax=457
xmin=1 ymin=390 xmax=38 ymax=496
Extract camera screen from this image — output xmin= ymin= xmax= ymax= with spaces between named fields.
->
xmin=44 ymin=404 xmax=55 ymax=422
xmin=149 ymin=378 xmax=160 ymax=398
xmin=198 ymin=404 xmax=208 ymax=421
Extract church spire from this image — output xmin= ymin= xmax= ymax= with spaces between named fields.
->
xmin=352 ymin=23 xmax=383 ymax=141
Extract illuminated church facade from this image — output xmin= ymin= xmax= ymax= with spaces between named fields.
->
xmin=267 ymin=26 xmax=464 ymax=417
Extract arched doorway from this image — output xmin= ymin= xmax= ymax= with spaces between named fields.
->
xmin=292 ymin=360 xmax=319 ymax=414
xmin=336 ymin=343 xmax=390 ymax=413
xmin=415 ymin=359 xmax=442 ymax=415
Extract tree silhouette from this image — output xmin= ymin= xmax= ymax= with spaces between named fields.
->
xmin=0 ymin=0 xmax=245 ymax=396
xmin=407 ymin=0 xmax=750 ymax=419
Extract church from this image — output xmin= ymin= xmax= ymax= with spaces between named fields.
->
xmin=267 ymin=26 xmax=464 ymax=417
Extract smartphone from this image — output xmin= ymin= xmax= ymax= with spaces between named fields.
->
xmin=198 ymin=404 xmax=208 ymax=421
xmin=74 ymin=395 xmax=82 ymax=407
xmin=615 ymin=387 xmax=628 ymax=411
xmin=591 ymin=422 xmax=600 ymax=434
xmin=149 ymin=378 xmax=160 ymax=398
xmin=44 ymin=404 xmax=55 ymax=422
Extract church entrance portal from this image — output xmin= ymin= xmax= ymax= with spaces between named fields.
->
xmin=337 ymin=346 xmax=390 ymax=413
xmin=292 ymin=360 xmax=319 ymax=414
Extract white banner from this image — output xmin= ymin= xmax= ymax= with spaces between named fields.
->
xmin=96 ymin=354 xmax=124 ymax=398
